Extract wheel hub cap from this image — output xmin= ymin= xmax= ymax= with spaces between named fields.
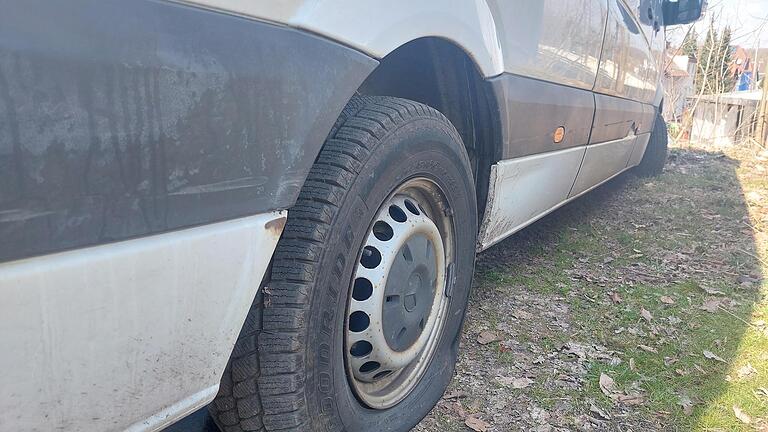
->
xmin=382 ymin=233 xmax=437 ymax=351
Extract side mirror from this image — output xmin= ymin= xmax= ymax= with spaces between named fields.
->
xmin=662 ymin=0 xmax=707 ymax=26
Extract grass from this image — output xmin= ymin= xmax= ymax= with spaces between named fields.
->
xmin=422 ymin=142 xmax=768 ymax=431
xmin=559 ymin=145 xmax=768 ymax=430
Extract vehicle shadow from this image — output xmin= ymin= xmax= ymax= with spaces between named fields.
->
xmin=463 ymin=146 xmax=766 ymax=430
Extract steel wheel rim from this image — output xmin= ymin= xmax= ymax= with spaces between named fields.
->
xmin=344 ymin=178 xmax=454 ymax=409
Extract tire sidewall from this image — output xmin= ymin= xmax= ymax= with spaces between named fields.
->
xmin=637 ymin=112 xmax=668 ymax=176
xmin=306 ymin=118 xmax=477 ymax=432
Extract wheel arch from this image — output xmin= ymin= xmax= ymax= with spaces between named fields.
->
xmin=179 ymin=1 xmax=507 ymax=220
xmin=354 ymin=37 xmax=504 ymax=221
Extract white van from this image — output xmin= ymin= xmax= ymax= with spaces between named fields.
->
xmin=0 ymin=1 xmax=704 ymax=431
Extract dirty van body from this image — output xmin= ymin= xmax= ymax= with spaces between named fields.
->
xmin=0 ymin=1 xmax=704 ymax=431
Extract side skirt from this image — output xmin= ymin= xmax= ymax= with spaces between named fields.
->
xmin=478 ymin=134 xmax=649 ymax=251
xmin=477 ymin=146 xmax=585 ymax=250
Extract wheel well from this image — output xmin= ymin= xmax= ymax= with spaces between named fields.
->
xmin=356 ymin=37 xmax=502 ymax=219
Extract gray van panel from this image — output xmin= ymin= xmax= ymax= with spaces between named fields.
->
xmin=0 ymin=0 xmax=377 ymax=263
xmin=591 ymin=93 xmax=645 ymax=143
xmin=490 ymin=74 xmax=595 ymax=159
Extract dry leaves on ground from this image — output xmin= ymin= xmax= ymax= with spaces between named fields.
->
xmin=733 ymin=405 xmax=752 ymax=424
xmin=640 ymin=308 xmax=653 ymax=323
xmin=476 ymin=330 xmax=499 ymax=345
xmin=736 ymin=363 xmax=757 ymax=381
xmin=678 ymin=395 xmax=695 ymax=416
xmin=465 ymin=416 xmax=490 ymax=432
xmin=599 ymin=373 xmax=645 ymax=405
xmin=703 ymin=350 xmax=727 ymax=363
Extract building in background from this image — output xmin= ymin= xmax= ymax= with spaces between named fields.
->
xmin=663 ymin=52 xmax=697 ymax=121
xmin=730 ymin=46 xmax=756 ymax=91
xmin=689 ymin=90 xmax=762 ymax=146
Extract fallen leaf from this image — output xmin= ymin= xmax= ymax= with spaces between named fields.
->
xmin=512 ymin=377 xmax=534 ymax=389
xmin=443 ymin=390 xmax=466 ymax=400
xmin=477 ymin=330 xmax=499 ymax=345
xmin=599 ymin=373 xmax=618 ymax=398
xmin=447 ymin=401 xmax=466 ymax=418
xmin=640 ymin=308 xmax=653 ymax=323
xmin=703 ymin=350 xmax=727 ymax=363
xmin=465 ymin=416 xmax=490 ymax=432
xmin=733 ymin=405 xmax=752 ymax=424
xmin=616 ymin=393 xmax=645 ymax=405
xmin=512 ymin=309 xmax=533 ymax=320
xmin=754 ymin=387 xmax=768 ymax=400
xmin=678 ymin=395 xmax=694 ymax=415
xmin=698 ymin=284 xmax=726 ymax=296
xmin=599 ymin=373 xmax=645 ymax=405
xmin=638 ymin=344 xmax=658 ymax=353
xmin=660 ymin=296 xmax=675 ymax=304
xmin=610 ymin=292 xmax=622 ymax=304
xmin=589 ymin=402 xmax=611 ymax=420
xmin=700 ymin=298 xmax=724 ymax=313
xmin=736 ymin=363 xmax=757 ymax=380
xmin=629 ymin=358 xmax=636 ymax=371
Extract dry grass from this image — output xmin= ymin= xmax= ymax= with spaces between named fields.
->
xmin=417 ymin=141 xmax=768 ymax=431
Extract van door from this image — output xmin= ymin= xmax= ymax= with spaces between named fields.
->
xmin=477 ymin=0 xmax=608 ymax=249
xmin=570 ymin=0 xmax=656 ymax=197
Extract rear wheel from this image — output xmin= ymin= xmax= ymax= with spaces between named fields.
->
xmin=211 ymin=96 xmax=478 ymax=432
xmin=635 ymin=111 xmax=669 ymax=177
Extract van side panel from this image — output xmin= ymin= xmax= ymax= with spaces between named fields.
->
xmin=486 ymin=0 xmax=608 ymax=89
xmin=490 ymin=75 xmax=595 ymax=159
xmin=0 ymin=0 xmax=377 ymax=263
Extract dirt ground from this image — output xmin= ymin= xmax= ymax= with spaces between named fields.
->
xmin=415 ymin=143 xmax=768 ymax=432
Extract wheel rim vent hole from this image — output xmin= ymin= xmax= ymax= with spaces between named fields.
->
xmin=373 ymin=221 xmax=394 ymax=241
xmin=389 ymin=205 xmax=407 ymax=223
xmin=360 ymin=246 xmax=382 ymax=269
xmin=360 ymin=361 xmax=380 ymax=373
xmin=352 ymin=278 xmax=374 ymax=301
xmin=350 ymin=340 xmax=373 ymax=357
xmin=349 ymin=311 xmax=370 ymax=332
xmin=404 ymin=199 xmax=420 ymax=215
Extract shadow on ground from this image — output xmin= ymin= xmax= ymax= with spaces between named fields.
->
xmin=415 ymin=145 xmax=766 ymax=431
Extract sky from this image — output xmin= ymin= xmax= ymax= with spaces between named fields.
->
xmin=668 ymin=0 xmax=768 ymax=48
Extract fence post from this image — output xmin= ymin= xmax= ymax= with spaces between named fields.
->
xmin=757 ymin=81 xmax=768 ymax=146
